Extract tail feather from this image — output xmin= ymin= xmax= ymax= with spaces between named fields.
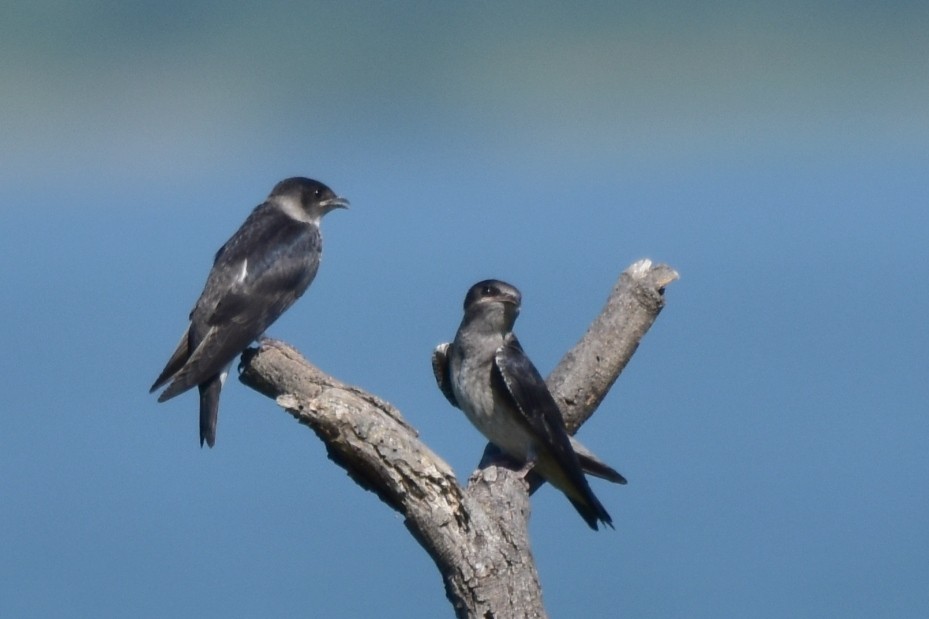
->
xmin=568 ymin=497 xmax=615 ymax=531
xmin=538 ymin=454 xmax=615 ymax=531
xmin=568 ymin=492 xmax=614 ymax=531
xmin=198 ymin=373 xmax=222 ymax=448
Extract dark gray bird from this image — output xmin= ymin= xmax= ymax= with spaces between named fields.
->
xmin=432 ymin=279 xmax=626 ymax=530
xmin=150 ymin=177 xmax=348 ymax=447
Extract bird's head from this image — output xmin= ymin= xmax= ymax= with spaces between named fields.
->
xmin=270 ymin=177 xmax=349 ymax=225
xmin=462 ymin=279 xmax=522 ymax=333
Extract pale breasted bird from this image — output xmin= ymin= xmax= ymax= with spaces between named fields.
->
xmin=432 ymin=279 xmax=625 ymax=529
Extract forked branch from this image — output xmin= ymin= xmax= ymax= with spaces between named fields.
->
xmin=239 ymin=259 xmax=678 ymax=618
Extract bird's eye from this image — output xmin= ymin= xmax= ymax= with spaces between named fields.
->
xmin=481 ymin=285 xmax=495 ymax=296
xmin=314 ymin=188 xmax=322 ymax=198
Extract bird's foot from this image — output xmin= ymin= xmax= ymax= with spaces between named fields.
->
xmin=514 ymin=457 xmax=537 ymax=479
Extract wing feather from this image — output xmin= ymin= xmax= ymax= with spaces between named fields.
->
xmin=492 ymin=335 xmax=577 ymax=458
xmin=156 ymin=205 xmax=319 ymax=399
xmin=493 ymin=334 xmax=614 ymax=529
xmin=431 ymin=343 xmax=459 ymax=408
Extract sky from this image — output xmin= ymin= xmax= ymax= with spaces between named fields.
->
xmin=1 ymin=2 xmax=927 ymax=617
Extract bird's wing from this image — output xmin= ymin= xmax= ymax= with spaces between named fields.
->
xmin=492 ymin=335 xmax=582 ymax=467
xmin=431 ymin=342 xmax=459 ymax=408
xmin=570 ymin=436 xmax=627 ymax=484
xmin=157 ymin=212 xmax=318 ymax=400
xmin=493 ymin=334 xmax=613 ymax=529
xmin=150 ymin=324 xmax=191 ymax=392
xmin=200 ymin=211 xmax=319 ymax=327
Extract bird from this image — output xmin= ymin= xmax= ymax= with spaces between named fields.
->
xmin=432 ymin=279 xmax=626 ymax=529
xmin=150 ymin=177 xmax=348 ymax=447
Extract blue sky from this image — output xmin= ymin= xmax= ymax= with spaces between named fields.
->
xmin=2 ymin=2 xmax=927 ymax=617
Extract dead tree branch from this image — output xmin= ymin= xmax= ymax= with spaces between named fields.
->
xmin=238 ymin=259 xmax=678 ymax=618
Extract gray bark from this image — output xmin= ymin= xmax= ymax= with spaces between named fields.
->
xmin=238 ymin=259 xmax=678 ymax=618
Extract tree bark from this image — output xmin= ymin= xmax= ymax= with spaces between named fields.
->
xmin=238 ymin=259 xmax=678 ymax=618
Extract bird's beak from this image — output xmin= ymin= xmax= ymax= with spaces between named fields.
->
xmin=501 ymin=293 xmax=521 ymax=321
xmin=500 ymin=291 xmax=521 ymax=307
xmin=322 ymin=196 xmax=350 ymax=210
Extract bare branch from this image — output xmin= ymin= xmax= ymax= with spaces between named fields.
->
xmin=239 ymin=343 xmax=456 ymax=514
xmin=549 ymin=259 xmax=679 ymax=431
xmin=238 ymin=259 xmax=676 ymax=618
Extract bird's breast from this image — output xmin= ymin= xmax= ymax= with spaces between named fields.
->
xmin=449 ymin=346 xmax=535 ymax=460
